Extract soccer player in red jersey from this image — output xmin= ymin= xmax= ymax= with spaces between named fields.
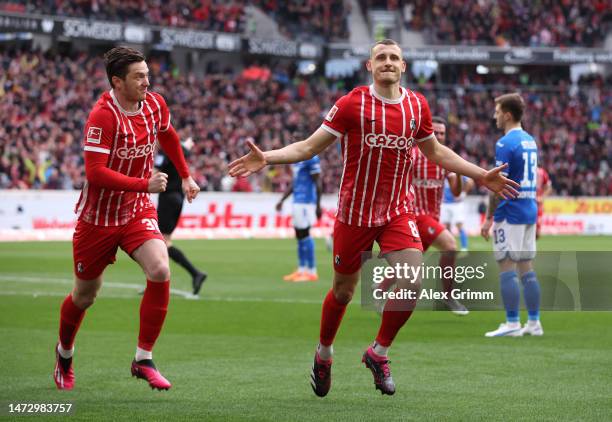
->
xmin=229 ymin=39 xmax=518 ymax=397
xmin=376 ymin=116 xmax=469 ymax=315
xmin=53 ymin=47 xmax=200 ymax=391
xmin=410 ymin=116 xmax=469 ymax=314
xmin=535 ymin=167 xmax=552 ymax=239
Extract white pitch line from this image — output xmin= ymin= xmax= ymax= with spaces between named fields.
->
xmin=0 ymin=274 xmax=194 ymax=299
xmin=0 ymin=275 xmax=328 ymax=305
xmin=0 ymin=290 xmax=140 ymax=299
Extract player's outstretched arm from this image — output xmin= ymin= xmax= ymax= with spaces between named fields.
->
xmin=418 ymin=137 xmax=519 ymax=199
xmin=228 ymin=128 xmax=336 ymax=178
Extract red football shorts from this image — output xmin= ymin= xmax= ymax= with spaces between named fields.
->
xmin=333 ymin=213 xmax=423 ymax=274
xmin=415 ymin=214 xmax=445 ymax=251
xmin=537 ymin=202 xmax=544 ymax=235
xmin=72 ymin=209 xmax=165 ymax=280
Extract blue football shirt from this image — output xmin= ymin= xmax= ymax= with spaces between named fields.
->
xmin=292 ymin=156 xmax=321 ymax=204
xmin=493 ymin=127 xmax=538 ymax=224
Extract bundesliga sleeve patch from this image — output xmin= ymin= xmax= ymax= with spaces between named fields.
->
xmin=325 ymin=105 xmax=339 ymax=122
xmin=86 ymin=127 xmax=102 ymax=144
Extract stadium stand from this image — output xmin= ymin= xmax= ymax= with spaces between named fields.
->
xmin=252 ymin=0 xmax=351 ymax=41
xmin=0 ymin=0 xmax=247 ymax=33
xmin=0 ymin=0 xmax=352 ymax=40
xmin=362 ymin=0 xmax=612 ymax=47
xmin=0 ymin=49 xmax=609 ymax=195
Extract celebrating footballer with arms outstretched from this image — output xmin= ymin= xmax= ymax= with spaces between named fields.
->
xmin=229 ymin=39 xmax=519 ymax=397
xmin=54 ymin=47 xmax=199 ymax=391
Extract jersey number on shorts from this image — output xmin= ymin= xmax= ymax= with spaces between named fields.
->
xmin=142 ymin=218 xmax=160 ymax=232
xmin=493 ymin=228 xmax=505 ymax=244
xmin=521 ymin=151 xmax=537 ymax=188
xmin=408 ymin=220 xmax=420 ymax=238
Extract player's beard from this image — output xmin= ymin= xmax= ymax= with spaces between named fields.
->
xmin=128 ymin=86 xmax=146 ymax=102
xmin=376 ymin=69 xmax=400 ymax=85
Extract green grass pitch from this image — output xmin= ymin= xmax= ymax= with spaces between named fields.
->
xmin=0 ymin=236 xmax=611 ymax=421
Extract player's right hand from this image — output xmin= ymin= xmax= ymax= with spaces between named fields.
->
xmin=481 ymin=218 xmax=493 ymax=241
xmin=228 ymin=140 xmax=266 ymax=177
xmin=275 ymin=201 xmax=283 ymax=212
xmin=148 ymin=172 xmax=168 ymax=193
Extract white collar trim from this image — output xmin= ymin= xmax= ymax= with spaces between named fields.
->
xmin=109 ymin=89 xmax=143 ymax=116
xmin=506 ymin=126 xmax=523 ymax=134
xmin=369 ymin=84 xmax=405 ymax=104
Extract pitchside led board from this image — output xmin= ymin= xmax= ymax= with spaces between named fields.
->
xmin=1 ymin=191 xmax=611 ymax=241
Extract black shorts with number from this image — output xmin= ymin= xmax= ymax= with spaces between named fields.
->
xmin=157 ymin=191 xmax=184 ymax=235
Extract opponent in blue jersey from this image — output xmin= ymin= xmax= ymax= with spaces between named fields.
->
xmin=276 ymin=156 xmax=322 ymax=282
xmin=481 ymin=93 xmax=543 ymax=337
xmin=441 ymin=175 xmax=473 ymax=252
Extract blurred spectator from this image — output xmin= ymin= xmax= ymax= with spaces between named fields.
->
xmin=252 ymin=0 xmax=350 ymax=42
xmin=1 ymin=0 xmax=247 ymax=33
xmin=0 ymin=49 xmax=609 ymax=196
xmin=363 ymin=0 xmax=611 ymax=47
xmin=0 ymin=0 xmax=352 ymax=41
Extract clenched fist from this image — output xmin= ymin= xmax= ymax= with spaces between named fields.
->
xmin=148 ymin=172 xmax=168 ymax=193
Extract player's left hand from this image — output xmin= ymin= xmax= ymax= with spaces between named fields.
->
xmin=182 ymin=176 xmax=200 ymax=203
xmin=481 ymin=164 xmax=520 ymax=199
xmin=481 ymin=218 xmax=493 ymax=241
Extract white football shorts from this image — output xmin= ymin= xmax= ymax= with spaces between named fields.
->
xmin=441 ymin=201 xmax=466 ymax=226
xmin=292 ymin=203 xmax=317 ymax=229
xmin=492 ymin=220 xmax=536 ymax=262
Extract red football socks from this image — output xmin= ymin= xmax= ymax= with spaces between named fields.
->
xmin=138 ymin=280 xmax=170 ymax=351
xmin=59 ymin=294 xmax=86 ymax=350
xmin=375 ymin=289 xmax=416 ymax=347
xmin=319 ymin=289 xmax=348 ymax=347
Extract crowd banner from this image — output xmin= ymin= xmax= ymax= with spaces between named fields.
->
xmin=0 ymin=191 xmax=610 ymax=241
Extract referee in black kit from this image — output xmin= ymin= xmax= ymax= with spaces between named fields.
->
xmin=156 ymin=136 xmax=207 ymax=295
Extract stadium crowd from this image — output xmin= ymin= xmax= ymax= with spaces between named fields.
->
xmin=0 ymin=0 xmax=351 ymax=41
xmin=253 ymin=0 xmax=350 ymax=42
xmin=363 ymin=0 xmax=611 ymax=47
xmin=1 ymin=49 xmax=610 ymax=196
xmin=1 ymin=0 xmax=247 ymax=33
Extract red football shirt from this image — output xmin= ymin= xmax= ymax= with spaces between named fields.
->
xmin=75 ymin=90 xmax=171 ymax=226
xmin=321 ymin=84 xmax=434 ymax=227
xmin=412 ymin=148 xmax=447 ymax=220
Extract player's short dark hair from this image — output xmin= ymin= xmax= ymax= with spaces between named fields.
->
xmin=432 ymin=116 xmax=447 ymax=126
xmin=370 ymin=39 xmax=401 ymax=57
xmin=494 ymin=93 xmax=525 ymax=123
xmin=104 ymin=46 xmax=146 ymax=88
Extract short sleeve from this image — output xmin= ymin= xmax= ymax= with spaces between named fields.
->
xmin=414 ymin=93 xmax=434 ymax=143
xmin=495 ymin=140 xmax=511 ymax=176
xmin=152 ymin=92 xmax=171 ymax=132
xmin=82 ymin=108 xmax=117 ymax=155
xmin=320 ymin=93 xmax=353 ymax=138
xmin=309 ymin=156 xmax=321 ymax=175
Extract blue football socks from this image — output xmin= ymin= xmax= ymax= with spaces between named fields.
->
xmin=500 ymin=271 xmax=520 ymax=323
xmin=521 ymin=271 xmax=541 ymax=321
